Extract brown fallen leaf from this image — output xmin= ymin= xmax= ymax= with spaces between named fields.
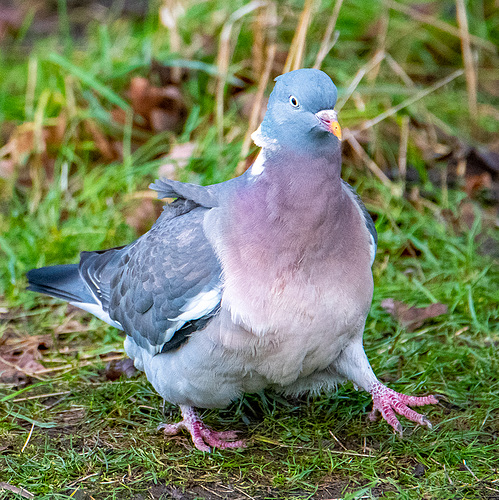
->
xmin=0 ymin=114 xmax=66 ymax=187
xmin=105 ymin=358 xmax=137 ymax=381
xmin=0 ymin=7 xmax=24 ymax=41
xmin=381 ymin=298 xmax=448 ymax=332
xmin=0 ymin=332 xmax=53 ymax=385
xmin=116 ymin=76 xmax=187 ymax=134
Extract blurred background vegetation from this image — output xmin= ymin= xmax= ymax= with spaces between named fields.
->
xmin=0 ymin=0 xmax=498 ymax=498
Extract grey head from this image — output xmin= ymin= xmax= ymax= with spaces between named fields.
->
xmin=257 ymin=68 xmax=341 ymax=158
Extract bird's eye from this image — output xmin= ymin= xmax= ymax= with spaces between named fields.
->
xmin=289 ymin=96 xmax=299 ymax=108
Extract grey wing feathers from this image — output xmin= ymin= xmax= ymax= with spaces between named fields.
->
xmin=150 ymin=178 xmax=220 ymax=207
xmin=341 ymin=180 xmax=378 ymax=261
xmin=150 ymin=169 xmax=252 ymax=207
xmin=79 ymin=198 xmax=223 ymax=354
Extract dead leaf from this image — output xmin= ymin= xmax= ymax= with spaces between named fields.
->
xmin=381 ymin=298 xmax=448 ymax=332
xmin=121 ymin=76 xmax=187 ymax=133
xmin=0 ymin=114 xmax=67 ymax=187
xmin=105 ymin=358 xmax=137 ymax=381
xmin=0 ymin=7 xmax=24 ymax=41
xmin=0 ymin=333 xmax=52 ymax=385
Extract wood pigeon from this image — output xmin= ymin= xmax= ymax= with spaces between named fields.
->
xmin=27 ymin=68 xmax=438 ymax=451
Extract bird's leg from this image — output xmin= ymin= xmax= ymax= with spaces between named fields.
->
xmin=334 ymin=340 xmax=438 ymax=435
xmin=158 ymin=405 xmax=246 ymax=452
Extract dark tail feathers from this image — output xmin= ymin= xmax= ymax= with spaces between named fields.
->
xmin=27 ymin=264 xmax=96 ymax=305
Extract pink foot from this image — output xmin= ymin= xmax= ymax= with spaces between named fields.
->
xmin=158 ymin=405 xmax=246 ymax=452
xmin=369 ymin=382 xmax=438 ymax=435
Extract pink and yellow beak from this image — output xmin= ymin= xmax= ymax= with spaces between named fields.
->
xmin=315 ymin=109 xmax=342 ymax=141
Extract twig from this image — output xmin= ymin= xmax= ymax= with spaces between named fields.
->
xmin=283 ymin=0 xmax=317 ymax=72
xmin=358 ymin=69 xmax=464 ymax=131
xmin=232 ymin=485 xmax=256 ymax=500
xmin=328 ymin=429 xmax=347 ymax=450
xmin=313 ymin=0 xmax=344 ymax=69
xmin=386 ymin=0 xmax=496 ymax=53
xmin=199 ymin=484 xmax=224 ymax=498
xmin=463 ymin=459 xmax=479 ymax=481
xmin=385 ymin=53 xmax=413 ymax=87
xmin=455 ymin=0 xmax=478 ymax=117
xmin=343 ymin=129 xmax=393 ymax=188
xmin=335 ymin=50 xmax=386 ymax=111
xmin=0 ymin=482 xmax=34 ymax=499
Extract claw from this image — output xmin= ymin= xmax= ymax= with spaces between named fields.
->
xmin=369 ymin=381 xmax=438 ymax=435
xmin=158 ymin=406 xmax=246 ymax=452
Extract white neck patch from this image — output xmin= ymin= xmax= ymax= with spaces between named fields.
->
xmin=251 ymin=125 xmax=278 ymax=150
xmin=250 ymin=151 xmax=266 ymax=176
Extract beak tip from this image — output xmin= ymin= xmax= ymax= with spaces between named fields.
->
xmin=330 ymin=121 xmax=342 ymax=141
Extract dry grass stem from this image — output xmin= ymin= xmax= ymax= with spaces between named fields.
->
xmin=329 ymin=429 xmax=348 ymax=450
xmin=216 ymin=1 xmax=266 ymax=142
xmin=20 ymin=423 xmax=35 ymax=453
xmin=283 ymin=0 xmax=317 ymax=72
xmin=344 ymin=128 xmax=393 ymax=188
xmin=386 ymin=53 xmax=435 ymax=142
xmin=386 ymin=0 xmax=496 ymax=52
xmin=160 ymin=0 xmax=183 ymax=82
xmin=313 ymin=0 xmax=344 ymax=69
xmin=336 ymin=50 xmax=386 ymax=111
xmin=237 ymin=43 xmax=276 ymax=175
xmin=25 ymin=57 xmax=37 ymax=121
xmin=385 ymin=53 xmax=413 ymax=87
xmin=359 ymin=69 xmax=464 ymax=131
xmin=251 ymin=6 xmax=266 ymax=76
xmin=398 ymin=114 xmax=410 ymax=182
xmin=368 ymin=4 xmax=389 ymax=83
xmin=13 ymin=391 xmax=71 ymax=403
xmin=455 ymin=0 xmax=478 ymax=117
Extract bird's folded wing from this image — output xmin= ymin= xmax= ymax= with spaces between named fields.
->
xmin=341 ymin=180 xmax=378 ymax=265
xmin=79 ymin=198 xmax=223 ymax=355
xmin=149 ymin=169 xmax=252 ymax=207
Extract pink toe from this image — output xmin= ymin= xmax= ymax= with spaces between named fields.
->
xmin=159 ymin=407 xmax=246 ymax=451
xmin=369 ymin=382 xmax=437 ymax=433
xmin=200 ymin=428 xmax=246 ymax=449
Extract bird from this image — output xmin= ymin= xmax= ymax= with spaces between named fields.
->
xmin=27 ymin=68 xmax=438 ymax=452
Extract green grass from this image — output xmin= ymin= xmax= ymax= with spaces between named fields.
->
xmin=1 ymin=0 xmax=498 ymax=498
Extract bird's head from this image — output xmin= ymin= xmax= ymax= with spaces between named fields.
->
xmin=253 ymin=68 xmax=342 ymax=158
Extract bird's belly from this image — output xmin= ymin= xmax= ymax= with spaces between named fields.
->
xmin=221 ymin=267 xmax=374 ymax=389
